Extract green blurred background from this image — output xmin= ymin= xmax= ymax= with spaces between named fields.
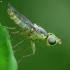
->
xmin=0 ymin=0 xmax=70 ymax=70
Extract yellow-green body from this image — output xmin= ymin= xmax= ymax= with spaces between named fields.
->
xmin=7 ymin=3 xmax=62 ymax=63
xmin=7 ymin=3 xmax=62 ymax=48
xmin=8 ymin=8 xmax=46 ymax=41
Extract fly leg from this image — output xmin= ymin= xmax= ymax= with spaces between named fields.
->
xmin=9 ymin=28 xmax=23 ymax=41
xmin=14 ymin=47 xmax=30 ymax=52
xmin=10 ymin=31 xmax=20 ymax=34
xmin=9 ymin=31 xmax=21 ymax=41
xmin=4 ymin=25 xmax=18 ymax=30
xmin=4 ymin=26 xmax=16 ymax=30
xmin=11 ymin=28 xmax=29 ymax=41
xmin=18 ymin=41 xmax=35 ymax=64
xmin=4 ymin=25 xmax=19 ymax=35
xmin=13 ymin=39 xmax=26 ymax=48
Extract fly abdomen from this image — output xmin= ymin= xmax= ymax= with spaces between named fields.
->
xmin=8 ymin=9 xmax=30 ymax=29
xmin=7 ymin=8 xmax=32 ymax=36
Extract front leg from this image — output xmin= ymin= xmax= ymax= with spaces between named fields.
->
xmin=4 ymin=26 xmax=17 ymax=30
xmin=4 ymin=25 xmax=18 ymax=30
xmin=18 ymin=41 xmax=36 ymax=64
xmin=31 ymin=41 xmax=35 ymax=54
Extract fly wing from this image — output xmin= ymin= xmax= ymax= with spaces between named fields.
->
xmin=8 ymin=3 xmax=37 ymax=31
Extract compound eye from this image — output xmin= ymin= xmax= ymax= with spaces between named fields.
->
xmin=48 ymin=37 xmax=56 ymax=45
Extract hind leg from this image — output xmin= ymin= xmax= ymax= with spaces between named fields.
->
xmin=17 ymin=41 xmax=35 ymax=64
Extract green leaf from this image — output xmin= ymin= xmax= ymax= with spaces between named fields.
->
xmin=0 ymin=23 xmax=18 ymax=70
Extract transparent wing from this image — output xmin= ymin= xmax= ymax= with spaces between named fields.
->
xmin=8 ymin=3 xmax=37 ymax=31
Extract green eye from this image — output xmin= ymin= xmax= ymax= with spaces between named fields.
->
xmin=48 ymin=37 xmax=56 ymax=45
xmin=46 ymin=34 xmax=58 ymax=46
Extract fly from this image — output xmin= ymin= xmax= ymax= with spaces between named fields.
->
xmin=7 ymin=3 xmax=62 ymax=63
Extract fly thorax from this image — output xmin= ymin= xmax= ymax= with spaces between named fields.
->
xmin=28 ymin=31 xmax=46 ymax=41
xmin=34 ymin=24 xmax=47 ymax=36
